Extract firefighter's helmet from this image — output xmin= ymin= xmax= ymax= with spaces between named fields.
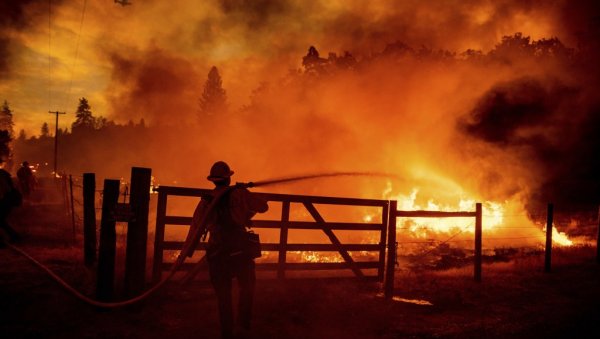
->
xmin=207 ymin=161 xmax=234 ymax=181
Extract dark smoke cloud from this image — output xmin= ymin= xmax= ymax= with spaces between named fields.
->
xmin=106 ymin=48 xmax=200 ymax=125
xmin=556 ymin=0 xmax=600 ymax=51
xmin=455 ymin=0 xmax=600 ymax=218
xmin=0 ymin=0 xmax=38 ymax=29
xmin=461 ymin=78 xmax=578 ymax=144
xmin=461 ymin=76 xmax=600 ymax=214
xmin=0 ymin=0 xmax=63 ymax=76
xmin=0 ymin=37 xmax=9 ymax=77
xmin=0 ymin=0 xmax=35 ymax=76
xmin=317 ymin=0 xmax=547 ymax=53
xmin=219 ymin=0 xmax=289 ymax=29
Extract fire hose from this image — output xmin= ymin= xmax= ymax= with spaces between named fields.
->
xmin=6 ymin=171 xmax=396 ymax=308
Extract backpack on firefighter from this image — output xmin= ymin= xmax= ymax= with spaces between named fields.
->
xmin=207 ymin=185 xmax=262 ymax=259
xmin=181 ymin=183 xmax=262 ymax=263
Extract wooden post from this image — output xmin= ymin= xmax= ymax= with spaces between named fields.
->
xmin=545 ymin=203 xmax=554 ymax=273
xmin=378 ymin=202 xmax=389 ymax=282
xmin=277 ymin=201 xmax=290 ymax=280
xmin=83 ymin=173 xmax=96 ymax=267
xmin=124 ymin=167 xmax=152 ymax=297
xmin=152 ymin=189 xmax=168 ymax=283
xmin=62 ymin=175 xmax=69 ymax=216
xmin=474 ymin=203 xmax=482 ymax=282
xmin=96 ymin=179 xmax=120 ymax=301
xmin=596 ymin=206 xmax=600 ymax=265
xmin=384 ymin=201 xmax=397 ymax=300
xmin=69 ymin=175 xmax=76 ymax=242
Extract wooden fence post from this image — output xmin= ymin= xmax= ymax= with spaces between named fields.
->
xmin=277 ymin=201 xmax=290 ymax=280
xmin=378 ymin=202 xmax=389 ymax=282
xmin=384 ymin=201 xmax=397 ymax=300
xmin=124 ymin=167 xmax=152 ymax=297
xmin=596 ymin=205 xmax=600 ymax=265
xmin=69 ymin=175 xmax=76 ymax=242
xmin=62 ymin=175 xmax=70 ymax=217
xmin=96 ymin=179 xmax=120 ymax=301
xmin=83 ymin=173 xmax=96 ymax=267
xmin=474 ymin=203 xmax=482 ymax=282
xmin=545 ymin=203 xmax=554 ymax=273
xmin=152 ymin=189 xmax=167 ymax=283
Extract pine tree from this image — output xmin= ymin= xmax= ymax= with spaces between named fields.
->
xmin=199 ymin=66 xmax=227 ymax=117
xmin=72 ymin=97 xmax=95 ymax=131
xmin=302 ymin=46 xmax=327 ymax=74
xmin=41 ymin=122 xmax=50 ymax=137
xmin=0 ymin=100 xmax=15 ymax=137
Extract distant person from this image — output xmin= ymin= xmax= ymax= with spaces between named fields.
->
xmin=16 ymin=161 xmax=35 ymax=201
xmin=0 ymin=162 xmax=22 ymax=245
xmin=188 ymin=161 xmax=268 ymax=338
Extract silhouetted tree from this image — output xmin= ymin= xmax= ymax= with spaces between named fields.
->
xmin=460 ymin=49 xmax=484 ymax=61
xmin=382 ymin=41 xmax=414 ymax=58
xmin=490 ymin=33 xmax=574 ymax=63
xmin=94 ymin=116 xmax=108 ymax=130
xmin=57 ymin=127 xmax=68 ymax=137
xmin=302 ymin=46 xmax=327 ymax=74
xmin=532 ymin=37 xmax=573 ymax=59
xmin=199 ymin=66 xmax=227 ymax=117
xmin=489 ymin=32 xmax=534 ymax=61
xmin=0 ymin=129 xmax=11 ymax=162
xmin=41 ymin=122 xmax=50 ymax=137
xmin=0 ymin=100 xmax=15 ymax=137
xmin=334 ymin=51 xmax=357 ymax=70
xmin=72 ymin=97 xmax=95 ymax=131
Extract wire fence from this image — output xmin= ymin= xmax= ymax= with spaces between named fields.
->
xmin=44 ymin=173 xmax=600 ymax=274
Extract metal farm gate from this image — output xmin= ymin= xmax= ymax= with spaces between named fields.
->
xmin=152 ymin=186 xmax=389 ymax=283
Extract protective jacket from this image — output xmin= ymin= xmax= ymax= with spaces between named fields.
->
xmin=183 ymin=184 xmax=267 ymax=258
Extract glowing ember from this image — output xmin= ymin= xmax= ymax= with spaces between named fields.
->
xmin=376 ymin=293 xmax=433 ymax=306
xmin=391 ymin=297 xmax=433 ymax=306
xmin=291 ymin=251 xmax=343 ymax=263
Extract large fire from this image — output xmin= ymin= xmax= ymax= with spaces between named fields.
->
xmin=383 ymin=181 xmax=573 ymax=247
xmin=256 ymin=178 xmax=573 ymax=266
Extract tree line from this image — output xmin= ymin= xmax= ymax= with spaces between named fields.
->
xmin=0 ymin=32 xmax=581 ymax=177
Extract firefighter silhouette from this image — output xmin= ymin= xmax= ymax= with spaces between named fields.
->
xmin=190 ymin=161 xmax=268 ymax=338
xmin=16 ymin=161 xmax=35 ymax=201
xmin=0 ymin=161 xmax=22 ymax=245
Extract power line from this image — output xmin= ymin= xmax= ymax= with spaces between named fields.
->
xmin=48 ymin=0 xmax=52 ymax=110
xmin=63 ymin=0 xmax=88 ymax=110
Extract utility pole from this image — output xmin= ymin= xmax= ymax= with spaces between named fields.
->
xmin=48 ymin=111 xmax=66 ymax=176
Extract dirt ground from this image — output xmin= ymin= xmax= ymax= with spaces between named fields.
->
xmin=2 ymin=204 xmax=600 ymax=338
